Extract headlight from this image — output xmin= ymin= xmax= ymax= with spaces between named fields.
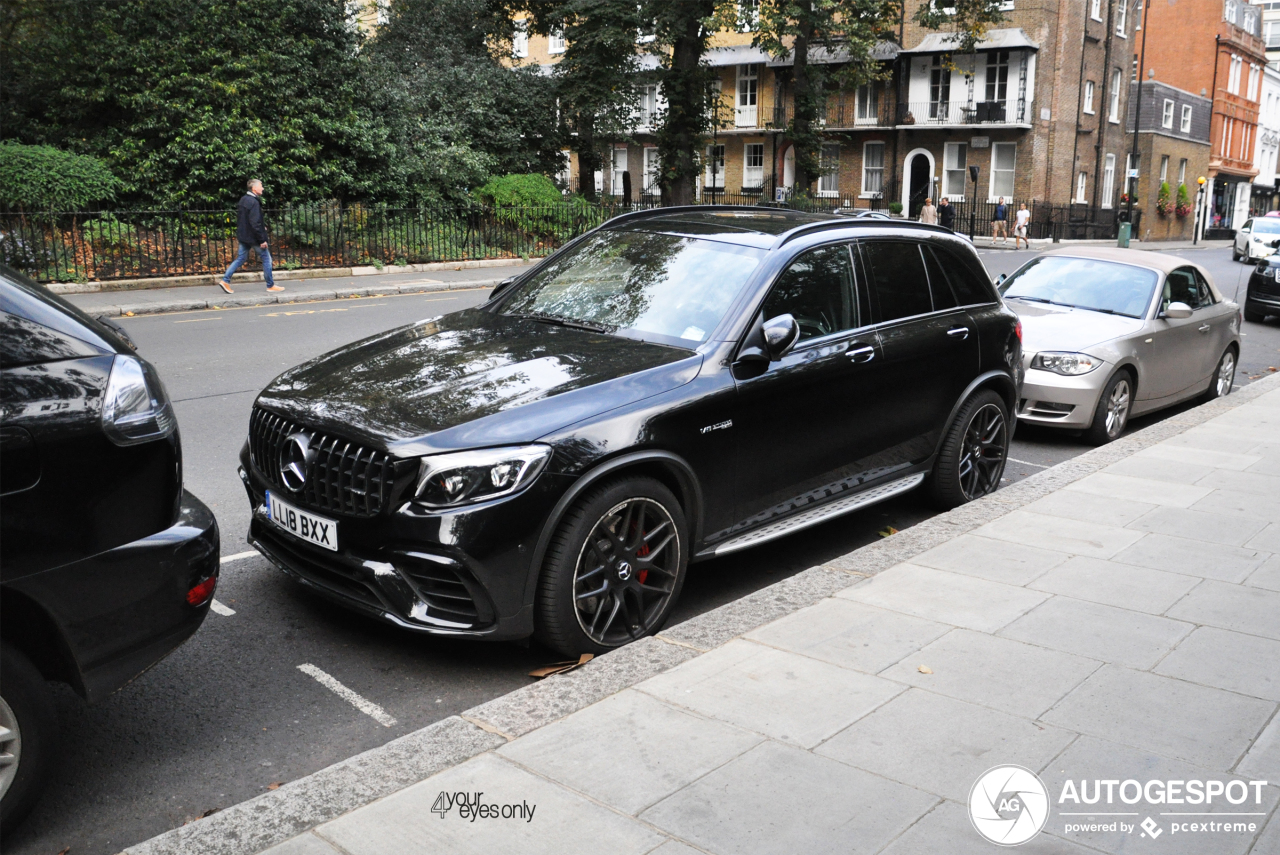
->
xmin=1031 ymin=352 xmax=1101 ymax=376
xmin=102 ymin=354 xmax=177 ymax=445
xmin=414 ymin=445 xmax=551 ymax=507
xmin=1253 ymin=235 xmax=1263 ymax=242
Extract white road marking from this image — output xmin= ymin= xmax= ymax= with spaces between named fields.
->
xmin=210 ymin=599 xmax=237 ymax=616
xmin=175 ymin=316 xmax=223 ymax=323
xmin=1007 ymin=457 xmax=1050 ymax=469
xmin=221 ymin=550 xmax=259 ymax=563
xmin=297 ymin=664 xmax=397 ymax=727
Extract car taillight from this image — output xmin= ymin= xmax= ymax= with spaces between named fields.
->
xmin=1015 ymin=320 xmax=1023 ymax=343
xmin=187 ymin=576 xmax=217 ymax=606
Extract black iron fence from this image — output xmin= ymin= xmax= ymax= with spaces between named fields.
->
xmin=2 ymin=197 xmax=1142 ymax=284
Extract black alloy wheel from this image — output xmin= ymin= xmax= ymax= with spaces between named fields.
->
xmin=536 ymin=477 xmax=688 ymax=657
xmin=928 ymin=389 xmax=1009 ymax=509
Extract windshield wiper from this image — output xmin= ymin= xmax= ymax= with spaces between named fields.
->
xmin=511 ymin=311 xmax=610 ymax=333
xmin=1006 ymin=295 xmax=1053 ymax=304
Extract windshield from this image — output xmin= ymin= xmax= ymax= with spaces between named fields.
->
xmin=500 ymin=230 xmax=764 ymax=345
xmin=999 ymin=256 xmax=1158 ymax=319
xmin=1252 ymin=218 xmax=1280 ymax=234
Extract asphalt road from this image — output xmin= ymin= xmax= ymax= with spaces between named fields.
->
xmin=11 ymin=245 xmax=1280 ymax=855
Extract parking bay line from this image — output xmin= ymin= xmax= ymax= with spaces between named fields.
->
xmin=1007 ymin=457 xmax=1050 ymax=469
xmin=210 ymin=599 xmax=236 ymax=616
xmin=298 ymin=664 xmax=397 ymax=727
xmin=205 ymin=551 xmax=260 ymax=617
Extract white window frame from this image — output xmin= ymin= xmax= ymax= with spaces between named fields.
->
xmin=943 ymin=142 xmax=968 ymax=198
xmin=1109 ymin=69 xmax=1122 ymax=122
xmin=1076 ymin=171 xmax=1088 ymax=203
xmin=737 ymin=0 xmax=760 ymax=32
xmin=1248 ymin=64 xmax=1260 ymax=101
xmin=1160 ymin=154 xmax=1169 ymax=182
xmin=1102 ymin=153 xmax=1116 ymax=208
xmin=1180 ymin=104 xmax=1193 ymax=133
xmin=513 ymin=19 xmax=529 ymax=58
xmin=548 ymin=28 xmax=565 ymax=54
xmin=817 ymin=143 xmax=840 ymax=197
xmin=1090 ymin=0 xmax=1102 ymax=21
xmin=985 ymin=51 xmax=1010 ymax=104
xmin=743 ymin=142 xmax=764 ymax=189
xmin=1116 ymin=0 xmax=1127 ymax=36
xmin=1226 ymin=0 xmax=1238 ymax=24
xmin=1161 ymin=98 xmax=1175 ymax=128
xmin=611 ymin=147 xmax=628 ymax=197
xmin=735 ymin=64 xmax=759 ymax=127
xmin=1228 ymin=55 xmax=1242 ymax=95
xmin=861 ymin=142 xmax=885 ymax=197
xmin=704 ymin=144 xmax=725 ymax=189
xmin=556 ymin=150 xmax=572 ymax=189
xmin=989 ymin=142 xmax=1016 ymax=200
xmin=855 ymin=83 xmax=879 ymax=125
xmin=1083 ymin=80 xmax=1096 ymax=114
xmin=636 ymin=84 xmax=660 ymax=129
xmin=642 ymin=147 xmax=660 ymax=196
xmin=1178 ymin=158 xmax=1187 ymax=186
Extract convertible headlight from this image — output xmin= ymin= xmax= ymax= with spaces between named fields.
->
xmin=414 ymin=445 xmax=551 ymax=507
xmin=1031 ymin=352 xmax=1100 ymax=376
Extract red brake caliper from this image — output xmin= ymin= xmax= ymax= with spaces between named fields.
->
xmin=635 ymin=522 xmax=650 ymax=585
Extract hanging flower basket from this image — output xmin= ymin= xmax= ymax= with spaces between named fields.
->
xmin=1175 ymin=203 xmax=1192 ymax=218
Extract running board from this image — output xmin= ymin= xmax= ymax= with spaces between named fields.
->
xmin=711 ymin=473 xmax=925 ymax=556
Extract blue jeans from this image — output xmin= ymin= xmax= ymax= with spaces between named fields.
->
xmin=223 ymin=241 xmax=274 ymax=286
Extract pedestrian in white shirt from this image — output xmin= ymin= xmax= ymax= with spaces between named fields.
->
xmin=1014 ymin=203 xmax=1031 ymax=250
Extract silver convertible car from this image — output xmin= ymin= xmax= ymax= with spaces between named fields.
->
xmin=998 ymin=247 xmax=1241 ymax=444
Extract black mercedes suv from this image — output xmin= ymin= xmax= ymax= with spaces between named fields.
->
xmin=1246 ymin=254 xmax=1280 ymax=322
xmin=0 ymin=266 xmax=219 ymax=829
xmin=240 ymin=208 xmax=1021 ymax=657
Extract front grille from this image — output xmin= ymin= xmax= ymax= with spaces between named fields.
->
xmin=250 ymin=407 xmax=393 ymax=517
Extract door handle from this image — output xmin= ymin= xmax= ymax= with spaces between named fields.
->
xmin=947 ymin=326 xmax=971 ymax=339
xmin=847 ymin=345 xmax=875 ymax=363
xmin=1198 ymin=324 xmax=1211 ymax=333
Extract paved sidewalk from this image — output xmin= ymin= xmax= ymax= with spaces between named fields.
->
xmin=130 ymin=375 xmax=1280 ymax=855
xmin=59 ymin=262 xmax=532 ymax=318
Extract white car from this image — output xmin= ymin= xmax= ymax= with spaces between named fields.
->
xmin=1232 ymin=216 xmax=1280 ymax=262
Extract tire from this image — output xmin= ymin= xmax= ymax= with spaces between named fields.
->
xmin=0 ymin=644 xmax=58 ymax=833
xmin=927 ymin=389 xmax=1009 ymax=510
xmin=535 ymin=477 xmax=688 ymax=657
xmin=1232 ymin=245 xmax=1241 ymax=262
xmin=1085 ymin=370 xmax=1134 ymax=446
xmin=1203 ymin=347 xmax=1237 ymax=402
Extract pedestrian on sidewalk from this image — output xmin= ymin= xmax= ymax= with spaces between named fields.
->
xmin=218 ymin=179 xmax=284 ymax=295
xmin=919 ymin=197 xmax=937 ymax=225
xmin=938 ymin=197 xmax=955 ymax=231
xmin=1013 ymin=202 xmax=1031 ymax=249
xmin=992 ymin=197 xmax=1008 ymax=243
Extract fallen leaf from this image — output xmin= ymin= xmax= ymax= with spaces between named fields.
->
xmin=529 ymin=653 xmax=593 ymax=679
xmin=918 ymin=665 xmax=933 ymax=674
xmin=182 ymin=807 xmax=221 ymax=825
xmin=267 ymin=782 xmax=284 ymax=790
xmin=1269 ymin=367 xmax=1278 ymax=373
xmin=878 ymin=526 xmax=898 ymax=538
xmin=56 ymin=848 xmax=70 ymax=855
xmin=123 ymin=311 xmax=134 ymax=317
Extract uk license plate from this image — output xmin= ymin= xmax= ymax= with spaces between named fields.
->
xmin=266 ymin=490 xmax=338 ymax=551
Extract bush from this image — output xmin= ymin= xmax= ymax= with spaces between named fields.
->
xmin=888 ymin=201 xmax=904 ymax=215
xmin=0 ymin=143 xmax=120 ymax=211
xmin=475 ymin=174 xmax=564 ymax=207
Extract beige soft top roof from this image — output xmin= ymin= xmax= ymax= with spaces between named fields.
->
xmin=1037 ymin=246 xmax=1224 ymax=299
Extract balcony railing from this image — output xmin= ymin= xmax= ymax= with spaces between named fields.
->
xmin=769 ymin=97 xmax=1028 ymax=129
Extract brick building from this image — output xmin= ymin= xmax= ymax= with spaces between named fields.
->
xmin=1122 ymin=80 xmax=1212 ymax=240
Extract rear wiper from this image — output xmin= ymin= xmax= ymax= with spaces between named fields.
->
xmin=511 ymin=311 xmax=610 ymax=333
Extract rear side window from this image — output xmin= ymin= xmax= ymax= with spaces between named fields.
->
xmin=930 ymin=247 xmax=995 ymax=306
xmin=762 ymin=244 xmax=857 ymax=342
xmin=921 ymin=248 xmax=958 ymax=311
xmin=1165 ymin=267 xmax=1211 ymax=310
xmin=860 ymin=241 xmax=932 ymax=322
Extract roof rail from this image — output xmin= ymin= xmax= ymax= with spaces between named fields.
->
xmin=601 ymin=204 xmax=821 ymax=229
xmin=777 ymin=218 xmax=956 ymax=246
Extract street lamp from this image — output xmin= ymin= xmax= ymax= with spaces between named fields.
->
xmin=1193 ymin=175 xmax=1207 ymax=245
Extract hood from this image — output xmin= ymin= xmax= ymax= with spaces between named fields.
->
xmin=256 ymin=308 xmax=701 ymax=453
xmin=1008 ymin=301 xmax=1145 ymax=357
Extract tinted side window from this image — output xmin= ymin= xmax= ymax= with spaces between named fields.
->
xmin=930 ymin=247 xmax=995 ymax=305
xmin=1192 ymin=269 xmax=1216 ymax=306
xmin=861 ymin=241 xmax=932 ymax=322
xmin=1165 ymin=267 xmax=1208 ymax=310
xmin=762 ymin=244 xmax=857 ymax=342
xmin=921 ymin=247 xmax=958 ymax=311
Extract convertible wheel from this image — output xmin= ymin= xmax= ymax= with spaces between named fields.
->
xmin=0 ymin=645 xmax=57 ymax=833
xmin=535 ymin=477 xmax=688 ymax=657
xmin=928 ymin=389 xmax=1009 ymax=510
xmin=1085 ymin=371 xmax=1132 ymax=445
xmin=1204 ymin=348 xmax=1237 ymax=401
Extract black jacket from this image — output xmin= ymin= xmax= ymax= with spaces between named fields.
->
xmin=938 ymin=204 xmax=955 ymax=229
xmin=237 ymin=193 xmax=268 ymax=245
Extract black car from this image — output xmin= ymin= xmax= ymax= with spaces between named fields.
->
xmin=1245 ymin=254 xmax=1280 ymax=322
xmin=240 ymin=208 xmax=1021 ymax=657
xmin=0 ymin=266 xmax=219 ymax=829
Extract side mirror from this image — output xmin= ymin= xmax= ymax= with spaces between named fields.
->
xmin=1163 ymin=301 xmax=1193 ymax=320
xmin=1271 ymin=238 xmax=1280 ymax=249
xmin=995 ymin=273 xmax=1007 ymax=287
xmin=1241 ymin=227 xmax=1251 ymax=234
xmin=761 ymin=314 xmax=800 ymax=361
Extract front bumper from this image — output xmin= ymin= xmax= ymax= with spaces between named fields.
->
xmin=5 ymin=490 xmax=220 ymax=704
xmin=239 ymin=447 xmax=563 ymax=641
xmin=1016 ymin=367 xmax=1106 ymax=429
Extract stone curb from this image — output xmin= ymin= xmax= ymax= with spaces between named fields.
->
xmin=90 ymin=279 xmax=505 ymax=318
xmin=123 ymin=370 xmax=1280 ymax=855
xmin=46 ymin=258 xmax=535 ymax=295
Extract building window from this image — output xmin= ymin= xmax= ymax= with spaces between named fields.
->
xmin=1226 ymin=0 xmax=1238 ymax=24
xmin=735 ymin=64 xmax=758 ymax=127
xmin=985 ymin=51 xmax=1010 ymax=103
xmin=1090 ymin=0 xmax=1102 ymax=21
xmin=817 ymin=143 xmax=840 ymax=197
xmin=637 ymin=84 xmax=660 ymax=128
xmin=1116 ymin=0 xmax=1127 ymax=35
xmin=1160 ymin=154 xmax=1169 ymax=182
xmin=861 ymin=142 xmax=885 ymax=195
xmin=990 ymin=142 xmax=1016 ymax=198
xmin=855 ymin=83 xmax=879 ymax=124
xmin=1228 ymin=54 xmax=1242 ymax=95
xmin=556 ymin=150 xmax=572 ymax=189
xmin=738 ymin=0 xmax=760 ymax=32
xmin=1083 ymin=80 xmax=1096 ymax=114
xmin=513 ymin=19 xmax=529 ymax=58
xmin=944 ymin=142 xmax=968 ymax=197
xmin=743 ymin=143 xmax=764 ymax=189
xmin=548 ymin=27 xmax=565 ymax=54
xmin=1102 ymin=153 xmax=1116 ymax=208
xmin=930 ymin=56 xmax=952 ymax=119
xmin=1248 ymin=64 xmax=1261 ymax=101
xmin=611 ymin=147 xmax=628 ymax=197
xmin=704 ymin=144 xmax=725 ymax=189
xmin=643 ymin=147 xmax=660 ymax=195
xmin=1178 ymin=158 xmax=1187 ymax=185
xmin=1162 ymin=99 xmax=1175 ymax=128
xmin=1109 ymin=69 xmax=1122 ymax=122
xmin=1180 ymin=104 xmax=1193 ymax=132
xmin=1076 ymin=171 xmax=1088 ymax=203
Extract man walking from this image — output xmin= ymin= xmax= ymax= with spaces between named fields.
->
xmin=992 ymin=197 xmax=1008 ymax=243
xmin=919 ymin=197 xmax=937 ymax=225
xmin=218 ymin=179 xmax=284 ymax=294
xmin=938 ymin=197 xmax=955 ymax=231
xmin=1013 ymin=202 xmax=1031 ymax=249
